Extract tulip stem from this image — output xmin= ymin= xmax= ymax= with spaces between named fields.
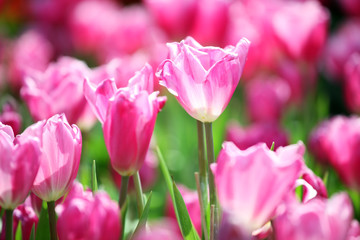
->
xmin=133 ymin=171 xmax=144 ymax=217
xmin=195 ymin=172 xmax=209 ymax=240
xmin=5 ymin=209 xmax=13 ymax=240
xmin=197 ymin=120 xmax=210 ymax=238
xmin=204 ymin=122 xmax=218 ymax=237
xmin=47 ymin=201 xmax=57 ymax=240
xmin=119 ymin=176 xmax=129 ymax=209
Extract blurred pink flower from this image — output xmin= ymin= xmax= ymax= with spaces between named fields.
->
xmin=225 ymin=121 xmax=289 ymax=150
xmin=324 ymin=19 xmax=360 ymax=80
xmin=0 ymin=101 xmax=22 ymax=136
xmin=8 ymin=30 xmax=53 ymax=91
xmin=144 ymin=0 xmax=197 ymax=39
xmin=211 ymin=141 xmax=304 ymax=234
xmin=339 ymin=0 xmax=360 ymax=16
xmin=21 ymin=56 xmax=91 ymax=124
xmin=57 ymin=186 xmax=120 ymax=240
xmin=347 ymin=220 xmax=360 ymax=240
xmin=274 ymin=193 xmax=353 ymax=240
xmin=272 ymin=0 xmax=329 ymax=62
xmin=245 ymin=76 xmax=290 ymax=122
xmin=309 ymin=116 xmax=360 ymax=190
xmin=23 ymin=114 xmax=82 ymax=202
xmin=85 ymin=65 xmax=166 ymax=176
xmin=111 ymin=149 xmax=158 ymax=192
xmin=344 ymin=53 xmax=360 ymax=113
xmin=0 ymin=123 xmax=40 ymax=210
xmin=165 ymin=185 xmax=202 ymax=236
xmin=157 ymin=36 xmax=250 ymax=122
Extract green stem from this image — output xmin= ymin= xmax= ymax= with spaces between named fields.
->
xmin=204 ymin=122 xmax=218 ymax=238
xmin=133 ymin=171 xmax=144 ymax=217
xmin=47 ymin=201 xmax=57 ymax=240
xmin=5 ymin=209 xmax=13 ymax=240
xmin=119 ymin=176 xmax=129 ymax=209
xmin=91 ymin=160 xmax=98 ymax=193
xmin=197 ymin=120 xmax=209 ymax=239
xmin=195 ymin=173 xmax=209 ymax=240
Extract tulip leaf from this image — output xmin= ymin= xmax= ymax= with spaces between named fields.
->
xmin=157 ymin=146 xmax=200 ymax=240
xmin=173 ymin=181 xmax=201 ymax=240
xmin=120 ymin=198 xmax=128 ymax=240
xmin=15 ymin=221 xmax=22 ymax=240
xmin=35 ymin=204 xmax=50 ymax=240
xmin=91 ymin=159 xmax=98 ymax=192
xmin=29 ymin=225 xmax=35 ymax=240
xmin=131 ymin=192 xmax=153 ymax=237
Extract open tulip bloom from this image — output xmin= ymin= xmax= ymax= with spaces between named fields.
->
xmin=157 ymin=36 xmax=250 ymax=122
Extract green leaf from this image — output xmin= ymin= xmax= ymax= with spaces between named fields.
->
xmin=15 ymin=221 xmax=22 ymax=240
xmin=157 ymin=146 xmax=200 ymax=240
xmin=120 ymin=199 xmax=128 ymax=240
xmin=29 ymin=225 xmax=35 ymax=240
xmin=91 ymin=159 xmax=98 ymax=192
xmin=131 ymin=192 xmax=153 ymax=237
xmin=173 ymin=181 xmax=201 ymax=240
xmin=35 ymin=203 xmax=50 ymax=240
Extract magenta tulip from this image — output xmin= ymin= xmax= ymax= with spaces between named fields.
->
xmin=344 ymin=53 xmax=360 ymax=113
xmin=85 ymin=64 xmax=165 ymax=176
xmin=0 ymin=123 xmax=40 ymax=210
xmin=57 ymin=187 xmax=120 ymax=240
xmin=157 ymin=36 xmax=250 ymax=122
xmin=274 ymin=193 xmax=353 ymax=240
xmin=22 ymin=114 xmax=82 ymax=202
xmin=211 ymin=141 xmax=303 ymax=233
xmin=0 ymin=102 xmax=22 ymax=136
xmin=21 ymin=56 xmax=91 ymax=124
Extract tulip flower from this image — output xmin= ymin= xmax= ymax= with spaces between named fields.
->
xmin=0 ymin=123 xmax=41 ymax=210
xmin=211 ymin=141 xmax=303 ymax=234
xmin=347 ymin=220 xmax=360 ymax=240
xmin=57 ymin=186 xmax=120 ymax=240
xmin=133 ymin=219 xmax=182 ymax=240
xmin=85 ymin=64 xmax=165 ymax=176
xmin=0 ymin=102 xmax=22 ymax=136
xmin=21 ymin=56 xmax=91 ymax=124
xmin=157 ymin=36 xmax=250 ymax=122
xmin=22 ymin=114 xmax=82 ymax=202
xmin=344 ymin=53 xmax=360 ymax=114
xmin=273 ymin=193 xmax=353 ymax=240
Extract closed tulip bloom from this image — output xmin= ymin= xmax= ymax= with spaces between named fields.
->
xmin=57 ymin=190 xmax=120 ymax=240
xmin=211 ymin=141 xmax=303 ymax=233
xmin=0 ymin=123 xmax=40 ymax=210
xmin=274 ymin=193 xmax=353 ymax=240
xmin=157 ymin=36 xmax=250 ymax=122
xmin=23 ymin=114 xmax=82 ymax=202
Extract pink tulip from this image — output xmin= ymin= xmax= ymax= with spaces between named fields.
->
xmin=8 ymin=30 xmax=54 ymax=91
xmin=12 ymin=196 xmax=39 ymax=240
xmin=0 ymin=123 xmax=40 ymax=210
xmin=0 ymin=101 xmax=22 ymax=136
xmin=308 ymin=116 xmax=360 ymax=190
xmin=344 ymin=53 xmax=360 ymax=113
xmin=211 ymin=141 xmax=304 ymax=233
xmin=157 ymin=36 xmax=250 ymax=122
xmin=57 ymin=186 xmax=120 ymax=240
xmin=165 ymin=185 xmax=202 ymax=236
xmin=22 ymin=114 xmax=82 ymax=202
xmin=21 ymin=56 xmax=91 ymax=124
xmin=245 ymin=76 xmax=290 ymax=122
xmin=225 ymin=121 xmax=289 ymax=150
xmin=324 ymin=19 xmax=360 ymax=80
xmin=271 ymin=0 xmax=329 ymax=62
xmin=274 ymin=193 xmax=353 ymax=240
xmin=111 ymin=148 xmax=158 ymax=192
xmin=85 ymin=64 xmax=166 ymax=176
xmin=347 ymin=220 xmax=360 ymax=240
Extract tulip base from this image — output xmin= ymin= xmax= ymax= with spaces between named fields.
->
xmin=47 ymin=201 xmax=57 ymax=240
xmin=5 ymin=209 xmax=13 ymax=240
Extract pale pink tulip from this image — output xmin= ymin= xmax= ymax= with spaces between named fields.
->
xmin=85 ymin=65 xmax=165 ymax=176
xmin=211 ymin=141 xmax=304 ymax=233
xmin=23 ymin=114 xmax=82 ymax=202
xmin=0 ymin=123 xmax=40 ymax=210
xmin=274 ymin=193 xmax=353 ymax=240
xmin=57 ymin=187 xmax=120 ymax=240
xmin=157 ymin=36 xmax=250 ymax=122
xmin=21 ymin=56 xmax=91 ymax=124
